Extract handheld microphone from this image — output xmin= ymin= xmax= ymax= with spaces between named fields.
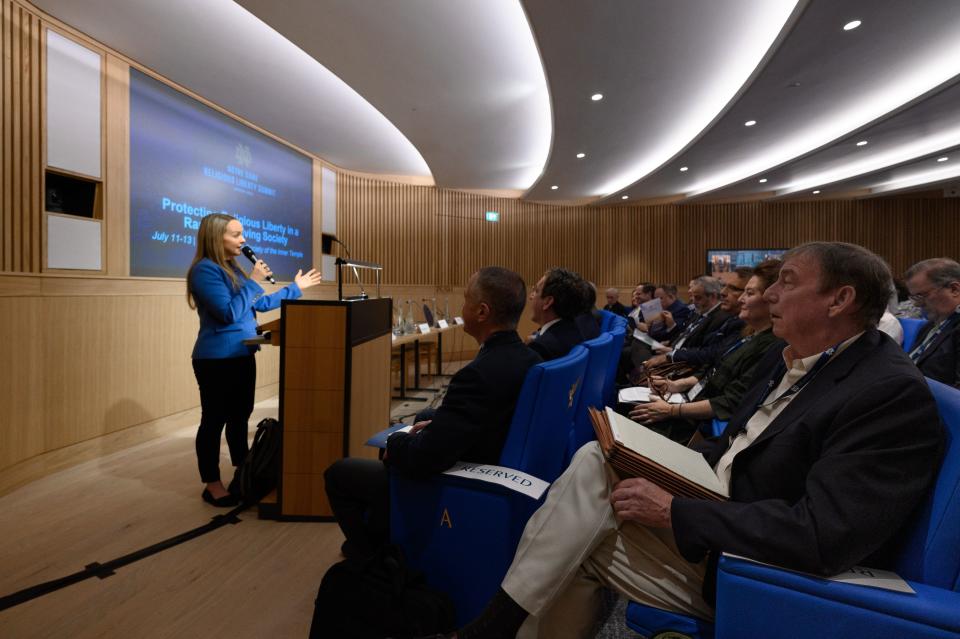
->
xmin=241 ymin=245 xmax=276 ymax=284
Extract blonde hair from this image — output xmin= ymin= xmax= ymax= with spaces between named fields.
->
xmin=186 ymin=213 xmax=246 ymax=309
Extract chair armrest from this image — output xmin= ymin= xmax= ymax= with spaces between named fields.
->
xmin=716 ymin=555 xmax=960 ymax=638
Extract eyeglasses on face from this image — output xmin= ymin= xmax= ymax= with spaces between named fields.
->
xmin=909 ymin=284 xmax=951 ymax=303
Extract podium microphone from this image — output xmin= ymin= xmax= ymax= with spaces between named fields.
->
xmin=241 ymin=245 xmax=276 ymax=284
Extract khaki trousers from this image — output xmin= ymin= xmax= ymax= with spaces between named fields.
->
xmin=501 ymin=442 xmax=713 ymax=639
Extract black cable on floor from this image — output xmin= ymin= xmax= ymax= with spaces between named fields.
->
xmin=0 ymin=502 xmax=248 ymax=612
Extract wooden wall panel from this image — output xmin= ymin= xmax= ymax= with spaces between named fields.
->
xmin=0 ymin=0 xmax=42 ymax=273
xmin=0 ymin=275 xmax=281 ymax=476
xmin=337 ymin=174 xmax=960 ymax=289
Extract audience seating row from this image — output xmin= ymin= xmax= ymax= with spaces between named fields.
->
xmin=389 ymin=311 xmax=627 ymax=624
xmin=626 ymin=377 xmax=960 ymax=638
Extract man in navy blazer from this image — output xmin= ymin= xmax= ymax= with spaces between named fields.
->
xmin=905 ymin=257 xmax=960 ymax=388
xmin=528 ymin=268 xmax=593 ymax=361
xmin=324 ymin=267 xmax=541 ymax=560
xmin=447 ymin=243 xmax=944 ymax=639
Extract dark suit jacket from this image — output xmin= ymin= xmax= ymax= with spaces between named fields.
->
xmin=672 ymin=315 xmax=745 ymax=368
xmin=671 ymin=328 xmax=944 ymax=602
xmin=603 ymin=301 xmax=628 ymax=317
xmin=671 ymin=308 xmax=732 ymax=352
xmin=649 ymin=300 xmax=693 ymax=342
xmin=386 ymin=330 xmax=542 ymax=477
xmin=529 ymin=318 xmax=586 ymax=361
xmin=913 ymin=319 xmax=960 ymax=388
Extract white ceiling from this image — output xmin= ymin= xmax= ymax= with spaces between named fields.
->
xmin=32 ymin=0 xmax=960 ymax=203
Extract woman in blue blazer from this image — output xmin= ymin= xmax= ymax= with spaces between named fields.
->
xmin=187 ymin=213 xmax=321 ymax=506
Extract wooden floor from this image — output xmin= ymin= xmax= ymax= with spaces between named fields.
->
xmin=0 ymin=371 xmax=453 ymax=639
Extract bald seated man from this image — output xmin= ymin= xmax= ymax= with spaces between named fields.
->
xmin=602 ymin=288 xmax=628 ymax=317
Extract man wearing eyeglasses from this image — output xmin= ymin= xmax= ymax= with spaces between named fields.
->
xmin=645 ymin=268 xmax=751 ymax=369
xmin=905 ymin=257 xmax=960 ymax=388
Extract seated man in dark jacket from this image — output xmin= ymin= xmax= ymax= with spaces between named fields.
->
xmin=324 ymin=266 xmax=542 ymax=559
xmin=905 ymin=257 xmax=960 ymax=388
xmin=528 ymin=267 xmax=594 ymax=361
xmin=447 ymin=242 xmax=944 ymax=639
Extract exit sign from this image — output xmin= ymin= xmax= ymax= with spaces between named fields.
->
xmin=485 ymin=211 xmax=500 ymax=222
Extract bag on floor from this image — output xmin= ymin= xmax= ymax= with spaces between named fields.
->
xmin=233 ymin=417 xmax=281 ymax=504
xmin=309 ymin=544 xmax=456 ymax=639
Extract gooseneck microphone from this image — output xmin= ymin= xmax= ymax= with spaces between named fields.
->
xmin=240 ymin=245 xmax=276 ymax=284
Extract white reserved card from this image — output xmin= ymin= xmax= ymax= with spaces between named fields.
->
xmin=438 ymin=319 xmax=449 ymax=329
xmin=418 ymin=322 xmax=431 ymax=334
xmin=443 ymin=462 xmax=549 ymax=500
xmin=454 ymin=317 xmax=464 ymax=325
xmin=723 ymin=554 xmax=915 ymax=594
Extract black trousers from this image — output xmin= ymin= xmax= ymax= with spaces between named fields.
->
xmin=324 ymin=407 xmax=437 ymax=555
xmin=192 ymin=355 xmax=256 ymax=483
xmin=324 ymin=458 xmax=390 ymax=557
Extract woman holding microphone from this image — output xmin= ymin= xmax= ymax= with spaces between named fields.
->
xmin=187 ymin=213 xmax=322 ymax=506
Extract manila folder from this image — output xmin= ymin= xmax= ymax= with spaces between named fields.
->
xmin=590 ymin=407 xmax=728 ymax=501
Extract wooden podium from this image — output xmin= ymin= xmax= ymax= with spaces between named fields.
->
xmin=259 ymin=297 xmax=392 ymax=520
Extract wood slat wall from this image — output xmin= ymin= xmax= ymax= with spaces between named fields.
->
xmin=0 ymin=0 xmax=42 ymax=273
xmin=338 ymin=173 xmax=960 ymax=288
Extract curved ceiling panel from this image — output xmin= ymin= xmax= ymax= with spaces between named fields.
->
xmin=32 ymin=0 xmax=431 ymax=178
xmin=522 ymin=0 xmax=801 ymax=203
xmin=618 ymin=0 xmax=960 ymax=203
xmin=237 ymin=0 xmax=551 ymax=191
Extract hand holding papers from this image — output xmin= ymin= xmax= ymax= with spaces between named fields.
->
xmin=590 ymin=407 xmax=728 ymax=500
xmin=639 ymin=298 xmax=663 ymax=324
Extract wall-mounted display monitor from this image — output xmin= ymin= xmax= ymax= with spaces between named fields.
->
xmin=707 ymin=248 xmax=786 ymax=276
xmin=129 ymin=69 xmax=313 ymax=279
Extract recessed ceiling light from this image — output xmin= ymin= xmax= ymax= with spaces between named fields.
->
xmin=576 ymin=152 xmax=586 ymax=159
xmin=856 ymin=140 xmax=868 ymax=146
xmin=937 ymin=156 xmax=949 ymax=162
xmin=744 ymin=120 xmax=757 ymax=127
xmin=591 ymin=93 xmax=603 ymax=101
xmin=758 ymin=178 xmax=768 ymax=183
xmin=621 ymin=195 xmax=629 ymax=200
xmin=550 ymin=185 xmax=559 ymax=190
xmin=812 ymin=190 xmax=821 ymax=194
xmin=843 ymin=20 xmax=862 ymax=31
xmin=679 ymin=166 xmax=689 ymax=172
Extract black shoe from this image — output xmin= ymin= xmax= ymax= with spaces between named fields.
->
xmin=227 ymin=476 xmax=240 ymax=496
xmin=202 ymin=488 xmax=239 ymax=507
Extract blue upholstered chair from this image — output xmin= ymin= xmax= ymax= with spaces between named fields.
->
xmin=900 ymin=317 xmax=927 ymax=352
xmin=603 ymin=320 xmax=628 ymax=407
xmin=567 ymin=332 xmax=615 ymax=460
xmin=599 ymin=309 xmax=618 ymax=332
xmin=627 ymin=378 xmax=960 ymax=639
xmin=389 ymin=346 xmax=589 ymax=624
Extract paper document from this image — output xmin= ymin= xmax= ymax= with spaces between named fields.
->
xmin=639 ymin=298 xmax=663 ymax=324
xmin=632 ymin=329 xmax=665 ymax=350
xmin=619 ymin=386 xmax=653 ymax=403
xmin=619 ymin=386 xmax=686 ymax=404
xmin=723 ymin=554 xmax=915 ymax=594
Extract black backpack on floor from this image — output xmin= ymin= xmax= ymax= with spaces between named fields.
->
xmin=309 ymin=545 xmax=456 ymax=639
xmin=234 ymin=417 xmax=282 ymax=504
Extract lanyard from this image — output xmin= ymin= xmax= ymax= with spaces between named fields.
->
xmin=750 ymin=340 xmax=845 ymax=416
xmin=910 ymin=309 xmax=960 ymax=362
xmin=700 ymin=335 xmax=752 ymax=386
